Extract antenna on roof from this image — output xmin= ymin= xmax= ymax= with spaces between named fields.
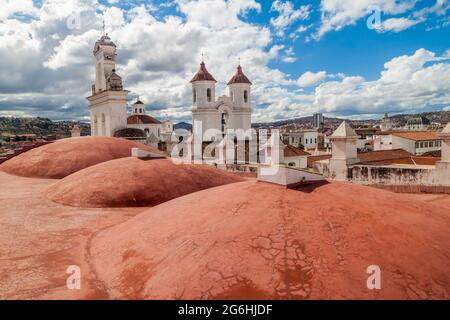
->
xmin=238 ymin=57 xmax=241 ymax=66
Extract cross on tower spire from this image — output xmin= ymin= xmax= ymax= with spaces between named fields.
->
xmin=102 ymin=19 xmax=106 ymax=36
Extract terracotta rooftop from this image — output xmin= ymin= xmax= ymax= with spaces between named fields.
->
xmin=357 ymin=149 xmax=414 ymax=163
xmin=227 ymin=65 xmax=252 ymax=85
xmin=127 ymin=114 xmax=161 ymax=125
xmin=391 ymin=131 xmax=440 ymax=141
xmin=190 ymin=61 xmax=217 ymax=83
xmin=47 ymin=157 xmax=243 ymax=208
xmin=0 ymin=136 xmax=159 ymax=179
xmin=89 ymin=180 xmax=450 ymax=299
xmin=113 ymin=127 xmax=146 ymax=138
xmin=284 ymin=144 xmax=310 ymax=157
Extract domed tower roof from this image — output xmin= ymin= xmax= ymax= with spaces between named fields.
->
xmin=227 ymin=65 xmax=252 ymax=85
xmin=98 ymin=34 xmax=116 ymax=47
xmin=93 ymin=34 xmax=116 ymax=54
xmin=190 ymin=61 xmax=216 ymax=83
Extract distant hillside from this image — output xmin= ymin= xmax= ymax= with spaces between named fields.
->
xmin=174 ymin=122 xmax=192 ymax=131
xmin=252 ymin=111 xmax=450 ymax=131
xmin=1 ymin=110 xmax=448 ymax=138
xmin=0 ymin=117 xmax=90 ymax=137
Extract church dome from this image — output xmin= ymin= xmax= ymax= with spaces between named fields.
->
xmin=113 ymin=127 xmax=146 ymax=138
xmin=190 ymin=61 xmax=217 ymax=83
xmin=227 ymin=65 xmax=252 ymax=85
xmin=127 ymin=114 xmax=161 ymax=125
xmin=98 ymin=34 xmax=116 ymax=47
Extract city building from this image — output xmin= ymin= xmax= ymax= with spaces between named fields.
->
xmin=312 ymin=113 xmax=323 ymax=129
xmin=283 ymin=130 xmax=318 ymax=150
xmin=191 ymin=62 xmax=252 ymax=142
xmin=391 ymin=131 xmax=442 ymax=155
xmin=380 ymin=113 xmax=393 ymax=131
xmin=86 ymin=32 xmax=172 ymax=143
xmin=404 ymin=116 xmax=430 ymax=131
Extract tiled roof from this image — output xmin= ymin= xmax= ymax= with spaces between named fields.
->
xmin=127 ymin=114 xmax=161 ymax=125
xmin=227 ymin=65 xmax=252 ymax=85
xmin=357 ymin=149 xmax=413 ymax=163
xmin=307 ymin=154 xmax=332 ymax=167
xmin=284 ymin=144 xmax=310 ymax=157
xmin=113 ymin=128 xmax=146 ymax=138
xmin=391 ymin=131 xmax=440 ymax=141
xmin=190 ymin=62 xmax=216 ymax=83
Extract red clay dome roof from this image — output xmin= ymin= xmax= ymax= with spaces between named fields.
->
xmin=0 ymin=136 xmax=160 ymax=179
xmin=46 ymin=157 xmax=243 ymax=208
xmin=190 ymin=61 xmax=217 ymax=83
xmin=127 ymin=114 xmax=161 ymax=125
xmin=227 ymin=65 xmax=252 ymax=85
xmin=90 ymin=180 xmax=450 ymax=299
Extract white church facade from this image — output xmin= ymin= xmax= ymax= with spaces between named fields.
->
xmin=191 ymin=62 xmax=252 ymax=142
xmin=86 ymin=33 xmax=172 ymax=142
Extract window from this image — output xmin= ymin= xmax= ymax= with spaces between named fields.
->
xmin=207 ymin=88 xmax=211 ymax=102
xmin=244 ymin=90 xmax=248 ymax=103
xmin=315 ymin=138 xmax=317 ymax=144
xmin=193 ymin=88 xmax=196 ymax=103
xmin=420 ymin=142 xmax=424 ymax=148
xmin=230 ymin=91 xmax=234 ymax=102
xmin=288 ymin=162 xmax=296 ymax=167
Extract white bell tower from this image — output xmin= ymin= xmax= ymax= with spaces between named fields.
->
xmin=227 ymin=64 xmax=252 ymax=132
xmin=191 ymin=60 xmax=218 ymax=141
xmin=87 ymin=24 xmax=128 ymax=137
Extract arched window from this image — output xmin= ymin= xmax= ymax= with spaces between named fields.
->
xmin=207 ymin=88 xmax=211 ymax=102
xmin=193 ymin=88 xmax=196 ymax=103
xmin=139 ymin=108 xmax=142 ymax=113
xmin=244 ymin=90 xmax=248 ymax=103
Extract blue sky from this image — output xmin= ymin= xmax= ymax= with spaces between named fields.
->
xmin=0 ymin=0 xmax=449 ymax=122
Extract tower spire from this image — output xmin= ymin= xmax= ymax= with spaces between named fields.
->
xmin=102 ymin=19 xmax=105 ymax=36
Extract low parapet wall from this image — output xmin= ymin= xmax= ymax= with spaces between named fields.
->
xmin=371 ymin=184 xmax=450 ymax=194
xmin=350 ymin=165 xmax=432 ymax=185
xmin=349 ymin=163 xmax=450 ymax=194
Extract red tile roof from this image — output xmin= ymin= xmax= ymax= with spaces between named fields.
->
xmin=391 ymin=131 xmax=440 ymax=141
xmin=357 ymin=149 xmax=413 ymax=163
xmin=307 ymin=154 xmax=332 ymax=167
xmin=284 ymin=144 xmax=310 ymax=157
xmin=127 ymin=114 xmax=161 ymax=125
xmin=190 ymin=62 xmax=217 ymax=83
xmin=227 ymin=65 xmax=252 ymax=85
